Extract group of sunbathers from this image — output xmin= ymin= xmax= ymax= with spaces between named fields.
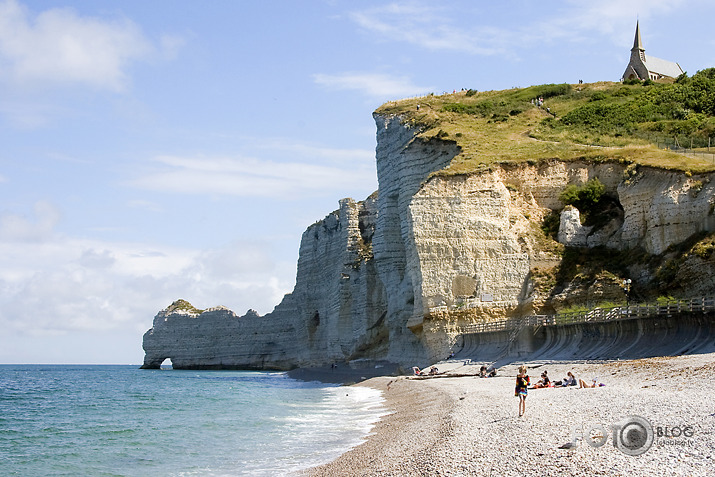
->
xmin=412 ymin=366 xmax=440 ymax=376
xmin=531 ymin=370 xmax=604 ymax=389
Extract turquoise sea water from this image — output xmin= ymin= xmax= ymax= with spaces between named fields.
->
xmin=0 ymin=365 xmax=387 ymax=476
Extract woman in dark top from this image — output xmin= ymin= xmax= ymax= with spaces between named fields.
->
xmin=534 ymin=370 xmax=551 ymax=388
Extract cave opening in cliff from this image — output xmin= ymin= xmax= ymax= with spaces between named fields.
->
xmin=160 ymin=358 xmax=173 ymax=369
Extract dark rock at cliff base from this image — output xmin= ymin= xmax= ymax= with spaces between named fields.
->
xmin=288 ymin=361 xmax=402 ymax=384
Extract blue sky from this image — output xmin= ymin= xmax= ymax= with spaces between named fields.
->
xmin=1 ymin=0 xmax=713 ymax=364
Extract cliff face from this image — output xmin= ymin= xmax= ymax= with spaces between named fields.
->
xmin=142 ymin=197 xmax=389 ymax=369
xmin=142 ymin=113 xmax=715 ymax=370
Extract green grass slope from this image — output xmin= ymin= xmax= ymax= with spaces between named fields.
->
xmin=375 ymin=69 xmax=715 ymax=176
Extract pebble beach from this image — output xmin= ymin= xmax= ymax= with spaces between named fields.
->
xmin=306 ymin=353 xmax=715 ymax=477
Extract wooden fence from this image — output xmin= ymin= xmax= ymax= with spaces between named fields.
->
xmin=460 ymin=297 xmax=715 ymax=335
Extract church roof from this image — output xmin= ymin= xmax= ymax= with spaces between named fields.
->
xmin=644 ymin=54 xmax=684 ymax=79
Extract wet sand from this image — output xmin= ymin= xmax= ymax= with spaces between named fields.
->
xmin=306 ymin=353 xmax=715 ymax=476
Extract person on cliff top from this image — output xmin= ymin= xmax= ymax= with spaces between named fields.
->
xmin=515 ymin=365 xmax=530 ymax=417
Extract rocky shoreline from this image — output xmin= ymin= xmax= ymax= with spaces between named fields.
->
xmin=305 ymin=353 xmax=715 ymax=476
xmin=287 ymin=362 xmax=401 ymax=384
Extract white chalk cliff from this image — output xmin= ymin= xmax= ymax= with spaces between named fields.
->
xmin=142 ymin=113 xmax=715 ymax=370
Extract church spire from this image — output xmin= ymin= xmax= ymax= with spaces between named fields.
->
xmin=631 ymin=20 xmax=645 ymax=61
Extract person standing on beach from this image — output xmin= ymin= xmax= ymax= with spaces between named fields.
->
xmin=515 ymin=365 xmax=530 ymax=417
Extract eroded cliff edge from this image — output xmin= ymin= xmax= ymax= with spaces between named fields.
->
xmin=142 ymin=112 xmax=715 ymax=370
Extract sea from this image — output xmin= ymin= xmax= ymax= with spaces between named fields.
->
xmin=0 ymin=365 xmax=388 ymax=476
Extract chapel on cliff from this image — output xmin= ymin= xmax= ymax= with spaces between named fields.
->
xmin=622 ymin=21 xmax=683 ymax=82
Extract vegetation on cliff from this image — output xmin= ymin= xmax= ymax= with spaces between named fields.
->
xmin=375 ymin=69 xmax=715 ymax=176
xmin=375 ymin=72 xmax=715 ymax=312
xmin=165 ymin=299 xmax=204 ymax=315
xmin=527 ymin=230 xmax=715 ymax=314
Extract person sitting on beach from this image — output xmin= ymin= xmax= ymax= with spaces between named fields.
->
xmin=479 ymin=365 xmax=487 ymax=378
xmin=428 ymin=366 xmax=439 ymax=375
xmin=563 ymin=372 xmax=577 ymax=387
xmin=515 ymin=365 xmax=530 ymax=417
xmin=554 ymin=371 xmax=576 ymax=387
xmin=579 ymin=378 xmax=604 ymax=388
xmin=533 ymin=371 xmax=551 ymax=388
xmin=412 ymin=366 xmax=425 ymax=376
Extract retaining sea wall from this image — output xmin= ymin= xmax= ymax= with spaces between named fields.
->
xmin=457 ymin=311 xmax=715 ymax=365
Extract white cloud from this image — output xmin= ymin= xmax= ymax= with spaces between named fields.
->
xmin=159 ymin=33 xmax=185 ymax=60
xmin=128 ymin=151 xmax=377 ymax=198
xmin=564 ymin=0 xmax=686 ymax=26
xmin=0 ymin=0 xmax=173 ymax=91
xmin=347 ymin=0 xmax=694 ymax=58
xmin=0 ymin=234 xmax=293 ymax=338
xmin=544 ymin=0 xmax=689 ymax=46
xmin=0 ymin=98 xmax=61 ymax=128
xmin=313 ymin=72 xmax=433 ymax=99
xmin=0 ymin=200 xmax=61 ymax=242
xmin=77 ymin=248 xmax=116 ymax=269
xmin=0 ymin=200 xmax=293 ymax=341
xmin=264 ymin=142 xmax=375 ymax=164
xmin=348 ymin=3 xmax=507 ymax=56
xmin=126 ymin=199 xmax=164 ymax=213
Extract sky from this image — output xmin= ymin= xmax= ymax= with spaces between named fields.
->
xmin=1 ymin=0 xmax=713 ymax=364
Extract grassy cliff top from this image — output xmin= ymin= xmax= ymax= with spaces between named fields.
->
xmin=375 ymin=70 xmax=715 ymax=175
xmin=166 ymin=299 xmax=204 ymax=315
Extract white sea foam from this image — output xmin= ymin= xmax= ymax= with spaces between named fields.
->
xmin=242 ymin=385 xmax=388 ymax=476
